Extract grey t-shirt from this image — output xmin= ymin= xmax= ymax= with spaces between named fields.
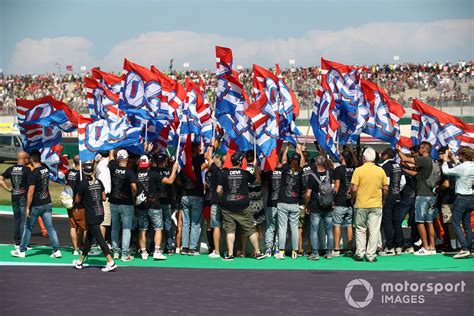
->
xmin=415 ymin=156 xmax=434 ymax=197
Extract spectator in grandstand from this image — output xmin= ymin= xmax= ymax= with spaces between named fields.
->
xmin=351 ymin=147 xmax=388 ymax=262
xmin=0 ymin=151 xmax=30 ymax=248
xmin=65 ymin=155 xmax=86 ymax=256
xmin=440 ymin=147 xmax=474 ymax=259
xmin=379 ymin=148 xmax=405 ymax=256
xmin=397 ymin=142 xmax=438 ymax=256
xmin=217 ymin=152 xmax=265 ymax=261
xmin=11 ymin=150 xmax=61 ymax=259
xmin=73 ymin=162 xmax=116 ymax=272
xmin=332 ymin=148 xmax=357 ymax=257
xmin=108 ymin=149 xmax=137 ymax=262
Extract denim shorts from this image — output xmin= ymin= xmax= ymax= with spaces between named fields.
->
xmin=333 ymin=206 xmax=353 ymax=227
xmin=415 ymin=196 xmax=436 ymax=223
xmin=210 ymin=204 xmax=222 ymax=228
xmin=138 ymin=209 xmax=163 ymax=230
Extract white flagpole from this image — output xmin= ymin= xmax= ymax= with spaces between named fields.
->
xmin=79 ymin=159 xmax=82 ymax=181
xmin=253 ymin=124 xmax=257 ymax=163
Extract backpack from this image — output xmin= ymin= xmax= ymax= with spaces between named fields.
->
xmin=311 ymin=171 xmax=334 ymax=208
xmin=135 ymin=181 xmax=151 ymax=210
xmin=425 ymin=160 xmax=441 ymax=189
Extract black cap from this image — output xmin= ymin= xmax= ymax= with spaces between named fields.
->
xmin=231 ymin=152 xmax=245 ymax=166
xmin=83 ymin=162 xmax=94 ymax=174
xmin=290 ymin=152 xmax=301 ymax=161
xmin=156 ymin=153 xmax=168 ymax=163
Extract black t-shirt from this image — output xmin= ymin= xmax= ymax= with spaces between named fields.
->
xmin=263 ymin=167 xmax=283 ymax=207
xmin=27 ymin=166 xmax=52 ymax=207
xmin=152 ymin=166 xmax=172 ymax=205
xmin=219 ymin=168 xmax=255 ymax=212
xmin=108 ymin=160 xmax=137 ymax=205
xmin=278 ymin=163 xmax=303 ymax=204
xmin=65 ymin=168 xmax=83 ymax=208
xmin=180 ymin=154 xmax=205 ymax=197
xmin=382 ymin=160 xmax=402 ymax=199
xmin=2 ymin=165 xmax=30 ymax=201
xmin=401 ymin=170 xmax=417 ymax=199
xmin=77 ymin=178 xmax=105 ymax=225
xmin=439 ymin=162 xmax=456 ymax=205
xmin=209 ymin=163 xmax=222 ymax=206
xmin=334 ymin=165 xmax=354 ymax=207
xmin=136 ymin=169 xmax=164 ymax=210
xmin=307 ymin=169 xmax=335 ymax=211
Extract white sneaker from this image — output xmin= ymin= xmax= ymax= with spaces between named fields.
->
xmin=121 ymin=255 xmax=134 ymax=262
xmin=429 ymin=249 xmax=437 ymax=255
xmin=395 ymin=247 xmax=403 ymax=255
xmin=153 ymin=251 xmax=167 ymax=260
xmin=11 ymin=249 xmax=25 ymax=258
xmin=113 ymin=252 xmax=120 ymax=260
xmin=332 ymin=250 xmax=341 ymax=257
xmin=208 ymin=251 xmax=221 ymax=259
xmin=72 ymin=259 xmax=83 ymax=270
xmin=50 ymin=250 xmax=62 ymax=258
xmin=414 ymin=239 xmax=422 ymax=247
xmin=275 ymin=251 xmax=285 ymax=260
xmin=404 ymin=247 xmax=415 ymax=254
xmin=101 ymin=261 xmax=117 ymax=272
xmin=175 ymin=247 xmax=181 ymax=254
xmin=453 ymin=250 xmax=471 ymax=259
xmin=413 ymin=248 xmax=431 ymax=256
xmin=73 ymin=249 xmax=81 ymax=256
xmin=141 ymin=252 xmax=149 ymax=260
xmin=379 ymin=248 xmax=395 ymax=256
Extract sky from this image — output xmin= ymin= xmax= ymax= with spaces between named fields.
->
xmin=1 ymin=0 xmax=473 ymax=74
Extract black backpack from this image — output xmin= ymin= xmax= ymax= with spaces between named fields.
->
xmin=311 ymin=171 xmax=334 ymax=208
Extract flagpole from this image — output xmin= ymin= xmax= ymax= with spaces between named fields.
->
xmin=253 ymin=124 xmax=257 ymax=163
xmin=79 ymin=159 xmax=82 ymax=181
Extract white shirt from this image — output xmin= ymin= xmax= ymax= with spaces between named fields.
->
xmin=441 ymin=161 xmax=474 ymax=195
xmin=96 ymin=157 xmax=111 ymax=194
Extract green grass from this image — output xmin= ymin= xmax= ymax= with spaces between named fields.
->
xmin=0 ymin=163 xmax=65 ymax=207
xmin=2 ymin=244 xmax=474 ymax=272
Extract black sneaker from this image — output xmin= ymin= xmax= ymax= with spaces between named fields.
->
xmin=180 ymin=248 xmax=189 ymax=255
xmin=366 ymin=257 xmax=378 ymax=263
xmin=223 ymin=254 xmax=235 ymax=261
xmin=187 ymin=249 xmax=200 ymax=256
xmin=167 ymin=249 xmax=175 ymax=256
xmin=255 ymin=252 xmax=266 ymax=260
xmin=354 ymin=255 xmax=364 ymax=261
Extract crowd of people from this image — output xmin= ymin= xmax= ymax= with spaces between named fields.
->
xmin=1 ymin=60 xmax=472 ymax=115
xmin=1 ymin=137 xmax=473 ymax=272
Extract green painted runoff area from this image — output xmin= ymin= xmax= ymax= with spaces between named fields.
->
xmin=0 ymin=204 xmax=68 ymax=215
xmin=1 ymin=245 xmax=473 ymax=272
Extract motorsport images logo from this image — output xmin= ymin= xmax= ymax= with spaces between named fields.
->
xmin=345 ymin=279 xmax=374 ymax=308
xmin=344 ymin=278 xmax=467 ymax=308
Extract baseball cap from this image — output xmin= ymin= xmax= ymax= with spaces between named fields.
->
xmin=117 ymin=149 xmax=129 ymax=160
xmin=139 ymin=155 xmax=150 ymax=168
xmin=83 ymin=162 xmax=94 ymax=174
xmin=231 ymin=151 xmax=245 ymax=166
xmin=155 ymin=152 xmax=168 ymax=163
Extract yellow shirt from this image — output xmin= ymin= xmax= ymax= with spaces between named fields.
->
xmin=351 ymin=162 xmax=388 ymax=208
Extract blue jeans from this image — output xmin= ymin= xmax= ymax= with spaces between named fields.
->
xmin=110 ymin=204 xmax=134 ymax=257
xmin=415 ymin=196 xmax=436 ymax=223
xmin=310 ymin=211 xmax=334 ymax=254
xmin=181 ymin=196 xmax=203 ymax=250
xmin=398 ymin=195 xmax=419 ymax=247
xmin=162 ymin=204 xmax=174 ymax=250
xmin=138 ymin=209 xmax=163 ymax=230
xmin=12 ymin=197 xmax=26 ymax=245
xmin=452 ymin=195 xmax=474 ymax=251
xmin=20 ymin=204 xmax=60 ymax=252
xmin=210 ymin=204 xmax=222 ymax=228
xmin=277 ymin=203 xmax=299 ymax=251
xmin=264 ymin=206 xmax=278 ymax=251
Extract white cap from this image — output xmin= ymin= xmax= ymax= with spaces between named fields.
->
xmin=117 ymin=149 xmax=129 ymax=160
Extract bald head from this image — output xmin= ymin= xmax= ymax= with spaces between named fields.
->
xmin=73 ymin=155 xmax=80 ymax=169
xmin=17 ymin=151 xmax=28 ymax=166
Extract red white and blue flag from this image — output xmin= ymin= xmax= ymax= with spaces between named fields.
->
xmin=275 ymin=63 xmax=301 ymax=145
xmin=85 ymin=77 xmax=123 ymax=121
xmin=215 ymin=46 xmax=254 ymax=152
xmin=78 ymin=115 xmax=142 ymax=161
xmin=411 ymin=99 xmax=474 ymax=152
xmin=91 ymin=68 xmax=122 ymax=94
xmin=41 ymin=144 xmax=69 ymax=184
xmin=246 ymin=64 xmax=279 ymax=157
